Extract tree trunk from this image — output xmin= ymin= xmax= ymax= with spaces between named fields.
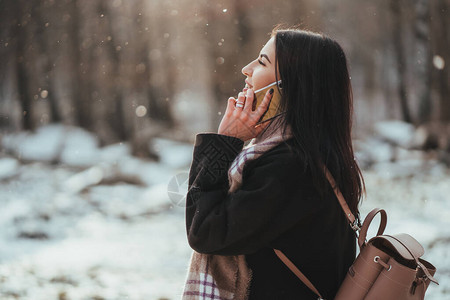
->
xmin=14 ymin=0 xmax=33 ymax=130
xmin=101 ymin=0 xmax=128 ymax=141
xmin=32 ymin=1 xmax=61 ymax=123
xmin=414 ymin=0 xmax=432 ymax=124
xmin=434 ymin=0 xmax=450 ymax=121
xmin=71 ymin=0 xmax=93 ymax=131
xmin=391 ymin=0 xmax=412 ymax=123
xmin=0 ymin=0 xmax=10 ymax=98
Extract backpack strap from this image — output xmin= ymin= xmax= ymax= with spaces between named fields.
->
xmin=273 ymin=249 xmax=326 ymax=300
xmin=323 ymin=166 xmax=361 ymax=233
xmin=358 ymin=208 xmax=387 ymax=248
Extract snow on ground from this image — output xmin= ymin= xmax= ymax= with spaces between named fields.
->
xmin=0 ymin=124 xmax=449 ymax=299
xmin=0 ymin=160 xmax=191 ymax=300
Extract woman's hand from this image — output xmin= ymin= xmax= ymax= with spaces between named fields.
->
xmin=218 ymin=87 xmax=273 ymax=141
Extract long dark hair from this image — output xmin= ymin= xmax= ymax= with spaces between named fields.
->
xmin=270 ymin=27 xmax=365 ymax=223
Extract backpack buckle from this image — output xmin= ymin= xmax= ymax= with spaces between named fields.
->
xmin=351 ymin=220 xmax=361 ymax=232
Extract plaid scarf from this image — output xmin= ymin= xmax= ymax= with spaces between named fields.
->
xmin=182 ymin=118 xmax=292 ymax=300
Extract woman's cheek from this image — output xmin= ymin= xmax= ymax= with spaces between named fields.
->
xmin=254 ymin=78 xmax=274 ymax=91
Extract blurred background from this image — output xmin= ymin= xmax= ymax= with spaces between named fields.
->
xmin=0 ymin=0 xmax=449 ymax=299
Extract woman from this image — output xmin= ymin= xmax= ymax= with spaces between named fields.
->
xmin=182 ymin=27 xmax=365 ymax=300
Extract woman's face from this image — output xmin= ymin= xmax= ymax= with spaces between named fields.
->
xmin=242 ymin=37 xmax=277 ymax=91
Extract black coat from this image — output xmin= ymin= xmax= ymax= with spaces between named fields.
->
xmin=186 ymin=133 xmax=356 ymax=300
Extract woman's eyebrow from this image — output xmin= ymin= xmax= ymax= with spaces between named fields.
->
xmin=260 ymin=54 xmax=271 ymax=64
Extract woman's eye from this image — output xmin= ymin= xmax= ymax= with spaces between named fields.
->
xmin=258 ymin=59 xmax=266 ymax=66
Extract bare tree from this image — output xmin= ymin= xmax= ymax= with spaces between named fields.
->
xmin=0 ymin=0 xmax=14 ymax=129
xmin=98 ymin=0 xmax=127 ymax=142
xmin=13 ymin=1 xmax=34 ymax=130
xmin=432 ymin=0 xmax=450 ymax=122
xmin=414 ymin=0 xmax=432 ymax=124
xmin=390 ymin=0 xmax=412 ymax=123
xmin=31 ymin=1 xmax=61 ymax=123
xmin=71 ymin=0 xmax=94 ymax=132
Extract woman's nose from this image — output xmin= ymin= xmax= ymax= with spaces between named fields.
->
xmin=241 ymin=62 xmax=252 ymax=77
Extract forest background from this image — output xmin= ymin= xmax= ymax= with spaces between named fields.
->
xmin=1 ymin=0 xmax=449 ymax=147
xmin=0 ymin=0 xmax=449 ymax=299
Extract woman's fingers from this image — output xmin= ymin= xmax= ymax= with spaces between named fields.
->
xmin=235 ymin=92 xmax=246 ymax=109
xmin=243 ymin=88 xmax=254 ymax=112
xmin=220 ymin=87 xmax=274 ymax=140
xmin=237 ymin=92 xmax=246 ymax=101
xmin=226 ymin=97 xmax=237 ymax=115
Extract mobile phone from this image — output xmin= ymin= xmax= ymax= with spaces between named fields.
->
xmin=253 ymin=81 xmax=283 ymax=124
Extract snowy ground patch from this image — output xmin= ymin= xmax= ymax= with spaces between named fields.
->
xmin=0 ymin=159 xmax=193 ymax=300
xmin=0 ymin=124 xmax=448 ymax=299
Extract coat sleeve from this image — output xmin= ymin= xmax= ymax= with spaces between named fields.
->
xmin=185 ymin=133 xmax=323 ymax=255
